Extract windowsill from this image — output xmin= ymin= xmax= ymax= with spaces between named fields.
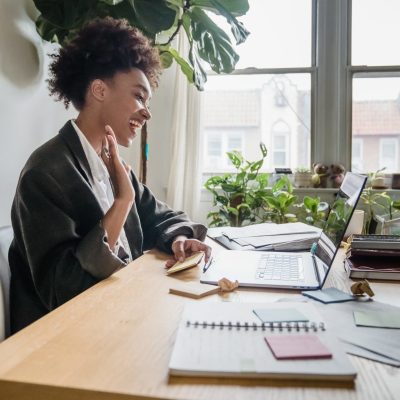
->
xmin=200 ymin=187 xmax=400 ymax=202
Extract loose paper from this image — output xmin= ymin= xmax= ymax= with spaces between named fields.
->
xmin=254 ymin=308 xmax=309 ymax=323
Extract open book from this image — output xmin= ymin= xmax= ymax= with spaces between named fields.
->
xmin=169 ymin=302 xmax=356 ymax=382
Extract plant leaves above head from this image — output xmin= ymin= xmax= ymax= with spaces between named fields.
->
xmin=35 ymin=15 xmax=68 ymax=43
xmin=158 ymin=46 xmax=195 ymax=83
xmin=191 ymin=0 xmax=249 ymax=16
xmin=159 ymin=50 xmax=174 ymax=68
xmin=125 ymin=0 xmax=177 ymax=34
xmin=100 ymin=0 xmax=125 ymax=5
xmin=188 ymin=41 xmax=207 ymax=90
xmin=33 ymin=0 xmax=96 ymax=30
xmin=189 ymin=7 xmax=239 ymax=74
xmin=191 ymin=0 xmax=250 ymax=44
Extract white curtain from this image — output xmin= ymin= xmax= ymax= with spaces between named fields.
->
xmin=166 ymin=33 xmax=203 ymax=220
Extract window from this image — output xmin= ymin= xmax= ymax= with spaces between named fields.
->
xmin=271 ymin=121 xmax=290 ymax=167
xmin=199 ymin=1 xmax=400 ymax=183
xmin=351 ymin=138 xmax=363 ymax=172
xmin=201 ymin=0 xmax=313 ymax=175
xmin=204 ymin=129 xmax=245 ymax=171
xmin=351 ymin=0 xmax=400 ymax=173
xmin=379 ymin=138 xmax=398 ymax=172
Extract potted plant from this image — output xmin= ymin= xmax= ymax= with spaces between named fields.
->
xmin=294 ymin=167 xmax=313 ymax=188
xmin=262 ymin=176 xmax=298 ymax=224
xmin=205 ymin=143 xmax=269 ymax=227
xmin=33 ymin=0 xmax=250 ymax=91
xmin=294 ymin=196 xmax=329 ymax=228
xmin=370 ymin=167 xmax=388 ymax=189
xmin=373 ymin=196 xmax=400 ymax=235
xmin=360 ymin=187 xmax=392 ymax=233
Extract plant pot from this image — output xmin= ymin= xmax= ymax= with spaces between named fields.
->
xmin=294 ymin=172 xmax=312 ymax=188
xmin=375 ymin=213 xmax=400 ymax=235
xmin=371 ymin=176 xmax=387 ymax=189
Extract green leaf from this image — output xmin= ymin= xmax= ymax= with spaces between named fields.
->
xmin=159 ymin=50 xmax=174 ymax=68
xmin=227 ymin=207 xmax=239 ymax=216
xmin=33 ymin=0 xmax=91 ymax=29
xmin=250 ymin=159 xmax=263 ymax=172
xmin=259 ymin=142 xmax=268 ymax=157
xmin=216 ymin=195 xmax=229 ymax=205
xmin=221 ymin=183 xmax=238 ymax=192
xmin=161 ymin=47 xmax=194 ymax=82
xmin=205 ymin=176 xmax=223 ymax=186
xmin=165 ymin=0 xmax=184 ymax=6
xmin=100 ymin=0 xmax=125 ymax=5
xmin=227 ymin=151 xmax=242 ymax=169
xmin=126 ymin=0 xmax=177 ymax=34
xmin=188 ymin=41 xmax=207 ymax=90
xmin=189 ymin=7 xmax=239 ymax=74
xmin=35 ymin=15 xmax=67 ymax=43
xmin=303 ymin=196 xmax=317 ymax=210
xmin=191 ymin=0 xmax=250 ymax=44
xmin=191 ymin=0 xmax=249 ymax=16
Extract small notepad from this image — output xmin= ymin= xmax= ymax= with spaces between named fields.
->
xmin=265 ymin=334 xmax=333 ymax=360
xmin=254 ymin=308 xmax=309 ymax=323
xmin=166 ymin=252 xmax=204 ymax=275
xmin=354 ymin=310 xmax=400 ymax=329
xmin=302 ymin=288 xmax=355 ymax=304
xmin=169 ymin=282 xmax=220 ymax=299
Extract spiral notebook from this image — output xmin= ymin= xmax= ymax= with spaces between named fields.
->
xmin=169 ymin=302 xmax=356 ymax=382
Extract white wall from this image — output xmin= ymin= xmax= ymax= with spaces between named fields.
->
xmin=0 ymin=0 xmax=175 ymax=226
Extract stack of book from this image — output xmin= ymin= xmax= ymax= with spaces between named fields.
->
xmin=344 ymin=234 xmax=400 ymax=280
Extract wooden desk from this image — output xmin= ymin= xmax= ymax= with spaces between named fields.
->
xmin=0 ymin=242 xmax=399 ymax=400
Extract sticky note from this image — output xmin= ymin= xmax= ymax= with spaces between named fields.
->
xmin=302 ymin=287 xmax=355 ymax=304
xmin=265 ymin=334 xmax=332 ymax=360
xmin=354 ymin=310 xmax=400 ymax=329
xmin=166 ymin=252 xmax=204 ymax=275
xmin=253 ymin=308 xmax=309 ymax=323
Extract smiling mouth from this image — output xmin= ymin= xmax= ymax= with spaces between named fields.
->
xmin=129 ymin=119 xmax=143 ymax=132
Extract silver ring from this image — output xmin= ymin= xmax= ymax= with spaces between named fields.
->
xmin=102 ymin=147 xmax=110 ymax=159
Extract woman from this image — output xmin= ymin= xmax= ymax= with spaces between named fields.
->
xmin=9 ymin=17 xmax=210 ymax=333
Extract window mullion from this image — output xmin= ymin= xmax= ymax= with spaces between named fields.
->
xmin=315 ymin=0 xmax=349 ymax=168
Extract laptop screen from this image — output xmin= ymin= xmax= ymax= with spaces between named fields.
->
xmin=314 ymin=172 xmax=367 ymax=286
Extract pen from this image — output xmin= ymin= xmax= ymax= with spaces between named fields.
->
xmin=203 ymin=256 xmax=214 ymax=273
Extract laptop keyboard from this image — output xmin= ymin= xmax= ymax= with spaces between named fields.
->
xmin=255 ymin=253 xmax=304 ymax=281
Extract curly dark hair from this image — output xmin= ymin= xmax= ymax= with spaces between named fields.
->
xmin=48 ymin=17 xmax=161 ymax=110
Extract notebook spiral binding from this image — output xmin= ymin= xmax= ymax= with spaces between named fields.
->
xmin=185 ymin=320 xmax=326 ymax=332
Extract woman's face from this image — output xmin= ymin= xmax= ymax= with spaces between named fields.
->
xmin=101 ymin=68 xmax=152 ymax=147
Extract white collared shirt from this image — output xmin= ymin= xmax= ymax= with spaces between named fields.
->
xmin=71 ymin=120 xmax=132 ymax=262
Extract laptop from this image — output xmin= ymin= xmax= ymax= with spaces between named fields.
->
xmin=201 ymin=172 xmax=367 ymax=290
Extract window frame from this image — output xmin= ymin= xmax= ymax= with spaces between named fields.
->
xmin=347 ymin=0 xmax=400 ymax=172
xmin=202 ymin=0 xmax=317 ymax=176
xmin=202 ymin=0 xmax=400 ymax=179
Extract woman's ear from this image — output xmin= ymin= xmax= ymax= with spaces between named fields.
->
xmin=90 ymin=79 xmax=107 ymax=102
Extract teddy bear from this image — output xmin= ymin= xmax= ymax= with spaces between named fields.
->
xmin=311 ymin=163 xmax=329 ymax=188
xmin=330 ymin=164 xmax=345 ymax=188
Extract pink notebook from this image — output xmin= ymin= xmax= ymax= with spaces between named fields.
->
xmin=265 ymin=334 xmax=332 ymax=360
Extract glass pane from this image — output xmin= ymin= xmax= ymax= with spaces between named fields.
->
xmin=227 ymin=135 xmax=242 ymax=151
xmin=202 ymin=73 xmax=311 ymax=173
xmin=207 ymin=135 xmax=221 ymax=157
xmin=352 ymin=75 xmax=400 ymax=173
xmin=352 ymin=0 xmax=400 ymax=66
xmin=273 ymin=135 xmax=286 ymax=149
xmin=273 ymin=151 xmax=286 ymax=166
xmin=211 ymin=0 xmax=312 ymax=69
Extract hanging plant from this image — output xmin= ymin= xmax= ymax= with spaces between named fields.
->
xmin=33 ymin=0 xmax=250 ymax=90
